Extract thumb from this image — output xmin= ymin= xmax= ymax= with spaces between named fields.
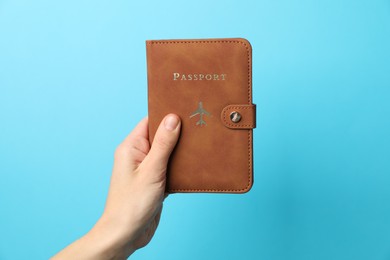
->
xmin=144 ymin=114 xmax=181 ymax=170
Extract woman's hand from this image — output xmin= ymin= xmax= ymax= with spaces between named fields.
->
xmin=52 ymin=114 xmax=181 ymax=259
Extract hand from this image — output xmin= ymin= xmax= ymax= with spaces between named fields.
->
xmin=52 ymin=114 xmax=181 ymax=259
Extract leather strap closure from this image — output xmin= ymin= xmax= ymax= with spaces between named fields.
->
xmin=221 ymin=104 xmax=256 ymax=129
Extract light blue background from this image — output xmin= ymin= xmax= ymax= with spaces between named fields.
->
xmin=1 ymin=0 xmax=390 ymax=259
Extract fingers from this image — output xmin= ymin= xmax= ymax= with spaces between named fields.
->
xmin=122 ymin=117 xmax=149 ymax=145
xmin=142 ymin=114 xmax=181 ymax=171
xmin=114 ymin=117 xmax=151 ymax=166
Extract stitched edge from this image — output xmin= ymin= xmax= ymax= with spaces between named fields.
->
xmin=147 ymin=40 xmax=247 ymax=45
xmin=149 ymin=39 xmax=253 ymax=193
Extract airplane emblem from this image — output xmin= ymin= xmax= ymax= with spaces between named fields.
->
xmin=190 ymin=102 xmax=210 ymax=126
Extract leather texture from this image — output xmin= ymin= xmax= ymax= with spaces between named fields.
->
xmin=146 ymin=38 xmax=256 ymax=193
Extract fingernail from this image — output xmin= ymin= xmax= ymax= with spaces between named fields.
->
xmin=164 ymin=114 xmax=179 ymax=131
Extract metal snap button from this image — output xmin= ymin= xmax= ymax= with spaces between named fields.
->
xmin=230 ymin=111 xmax=242 ymax=123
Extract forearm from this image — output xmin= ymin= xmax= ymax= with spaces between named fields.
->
xmin=51 ymin=217 xmax=136 ymax=260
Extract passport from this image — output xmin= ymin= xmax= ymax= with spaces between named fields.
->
xmin=146 ymin=38 xmax=256 ymax=193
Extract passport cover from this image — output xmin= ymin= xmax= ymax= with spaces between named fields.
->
xmin=146 ymin=38 xmax=256 ymax=193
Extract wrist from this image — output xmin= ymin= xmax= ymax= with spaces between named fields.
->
xmin=51 ymin=218 xmax=134 ymax=260
xmin=87 ymin=216 xmax=137 ymax=259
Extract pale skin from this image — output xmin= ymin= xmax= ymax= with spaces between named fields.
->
xmin=52 ymin=114 xmax=181 ymax=259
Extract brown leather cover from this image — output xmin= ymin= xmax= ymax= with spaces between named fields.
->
xmin=146 ymin=38 xmax=256 ymax=193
